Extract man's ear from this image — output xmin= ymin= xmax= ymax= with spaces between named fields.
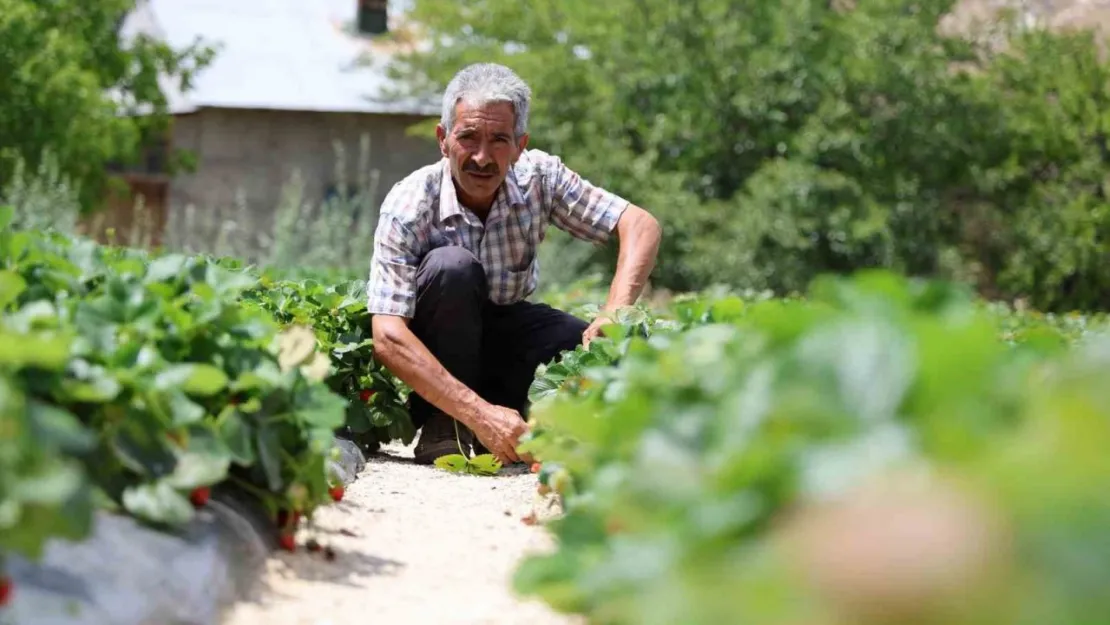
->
xmin=436 ymin=124 xmax=449 ymax=157
xmin=512 ymin=132 xmax=530 ymax=164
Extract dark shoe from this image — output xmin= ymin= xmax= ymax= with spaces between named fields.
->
xmin=413 ymin=413 xmax=471 ymax=465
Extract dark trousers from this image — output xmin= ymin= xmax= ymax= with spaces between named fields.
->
xmin=406 ymin=246 xmax=588 ymax=429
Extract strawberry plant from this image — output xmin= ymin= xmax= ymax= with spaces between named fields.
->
xmin=0 ymin=210 xmax=349 ymax=575
xmin=242 ymin=278 xmax=414 ymax=454
xmin=0 ymin=308 xmax=94 ymax=564
xmin=516 ymin=270 xmax=1110 ymax=625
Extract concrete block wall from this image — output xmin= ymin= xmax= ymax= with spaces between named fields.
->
xmin=165 ymin=107 xmax=440 ymax=257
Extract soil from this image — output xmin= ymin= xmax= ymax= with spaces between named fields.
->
xmin=221 ymin=441 xmax=580 ymax=625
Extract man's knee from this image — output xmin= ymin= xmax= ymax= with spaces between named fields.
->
xmin=532 ymin=307 xmax=589 ymax=363
xmin=416 ymin=246 xmax=487 ymax=306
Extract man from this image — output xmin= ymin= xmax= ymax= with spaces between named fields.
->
xmin=366 ymin=63 xmax=662 ymax=466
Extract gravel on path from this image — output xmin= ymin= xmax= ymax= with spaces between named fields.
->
xmin=221 ymin=442 xmax=580 ymax=625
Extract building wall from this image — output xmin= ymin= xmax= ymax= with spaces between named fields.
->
xmin=166 ymin=107 xmax=439 ymax=252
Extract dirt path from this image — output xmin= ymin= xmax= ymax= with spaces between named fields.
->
xmin=222 ymin=441 xmax=580 ymax=625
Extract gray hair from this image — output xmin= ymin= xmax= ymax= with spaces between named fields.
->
xmin=440 ymin=63 xmax=532 ymax=138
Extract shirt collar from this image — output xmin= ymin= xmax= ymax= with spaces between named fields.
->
xmin=438 ymin=157 xmax=526 ymax=223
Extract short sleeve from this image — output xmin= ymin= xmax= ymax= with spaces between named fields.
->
xmin=546 ymin=156 xmax=629 ymax=244
xmin=366 ymin=188 xmax=428 ymax=318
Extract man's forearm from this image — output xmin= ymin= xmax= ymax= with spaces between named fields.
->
xmin=604 ymin=205 xmax=662 ymax=310
xmin=371 ymin=317 xmax=489 ymax=429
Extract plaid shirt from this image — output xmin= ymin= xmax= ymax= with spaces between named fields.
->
xmin=366 ymin=149 xmax=629 ymax=318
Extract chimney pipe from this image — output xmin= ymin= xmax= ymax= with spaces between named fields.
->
xmin=357 ymin=0 xmax=388 ymax=36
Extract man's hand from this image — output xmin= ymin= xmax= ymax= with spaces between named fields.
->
xmin=582 ymin=313 xmax=613 ymax=347
xmin=593 ymin=205 xmax=662 ymax=335
xmin=470 ymin=405 xmax=532 ymax=465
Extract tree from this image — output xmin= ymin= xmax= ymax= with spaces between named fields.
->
xmin=387 ymin=0 xmax=1110 ymax=311
xmin=0 ymin=0 xmax=214 ymax=211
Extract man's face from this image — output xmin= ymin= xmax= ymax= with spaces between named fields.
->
xmin=436 ymin=100 xmax=529 ymax=211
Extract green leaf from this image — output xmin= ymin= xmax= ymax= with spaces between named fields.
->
xmin=205 ymin=263 xmax=258 ymax=295
xmin=111 ymin=414 xmax=178 ymax=477
xmin=332 ymin=338 xmax=374 ymax=355
xmin=0 ymin=205 xmax=13 ymax=230
xmin=28 ymin=401 xmax=95 ymax=453
xmin=0 ymin=486 xmax=93 ymax=561
xmin=0 ymin=270 xmax=28 ymax=309
xmin=709 ymin=296 xmax=746 ymax=322
xmin=122 ymin=481 xmax=195 ymax=526
xmin=59 ymin=368 xmax=122 ymax=403
xmin=230 ymin=361 xmax=285 ymax=392
xmin=434 ymin=454 xmax=470 ymax=473
xmin=467 ymin=454 xmax=503 ymax=475
xmin=346 ymin=400 xmax=374 ymax=433
xmin=165 ymin=449 xmax=230 ymax=490
xmin=529 ymin=376 xmax=562 ymax=403
xmin=155 ymin=363 xmax=230 ymax=396
xmin=255 ymin=425 xmax=284 ymax=491
xmin=11 ymin=459 xmax=86 ymax=505
xmin=167 ymin=391 xmax=206 ymax=426
xmin=0 ymin=330 xmax=72 ymax=370
xmin=218 ymin=410 xmax=256 ymax=465
xmin=145 ymin=254 xmax=190 ymax=284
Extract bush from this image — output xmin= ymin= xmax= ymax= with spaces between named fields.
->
xmin=242 ymin=276 xmax=415 ymax=454
xmin=0 ymin=209 xmax=379 ymax=570
xmin=391 ymin=0 xmax=1110 ymax=311
xmin=516 ymin=271 xmax=1110 ymax=625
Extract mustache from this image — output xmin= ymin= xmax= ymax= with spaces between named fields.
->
xmin=463 ymin=161 xmax=499 ymax=175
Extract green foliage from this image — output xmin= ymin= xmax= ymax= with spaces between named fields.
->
xmin=515 ymin=271 xmax=1110 ymax=624
xmin=434 ymin=453 xmax=504 ymax=476
xmin=0 ymin=214 xmax=354 ymax=565
xmin=390 ymin=0 xmax=1110 ymax=311
xmin=242 ymin=276 xmax=416 ymax=454
xmin=0 ymin=0 xmax=214 ymax=210
xmin=0 ymin=297 xmax=94 ymax=561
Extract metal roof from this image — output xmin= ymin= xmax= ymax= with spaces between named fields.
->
xmin=119 ymin=0 xmax=437 ymax=116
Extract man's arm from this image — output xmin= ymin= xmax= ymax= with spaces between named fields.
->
xmin=545 ymin=154 xmax=662 ymax=342
xmin=366 ymin=209 xmax=529 ymax=463
xmin=371 ymin=315 xmax=527 ymax=463
xmin=600 ymin=204 xmax=662 ymax=311
xmin=581 ymin=205 xmax=661 ymax=344
xmin=371 ymin=316 xmax=488 ymax=427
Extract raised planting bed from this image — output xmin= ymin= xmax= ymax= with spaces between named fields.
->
xmin=4 ymin=437 xmax=365 ymax=625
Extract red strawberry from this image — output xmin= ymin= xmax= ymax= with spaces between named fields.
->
xmin=530 ymin=462 xmax=541 ymax=474
xmin=359 ymin=389 xmax=375 ymax=402
xmin=0 ymin=576 xmax=11 ymax=606
xmin=190 ymin=486 xmax=211 ymax=508
xmin=278 ymin=533 xmax=296 ymax=552
xmin=329 ymin=485 xmax=345 ymax=502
